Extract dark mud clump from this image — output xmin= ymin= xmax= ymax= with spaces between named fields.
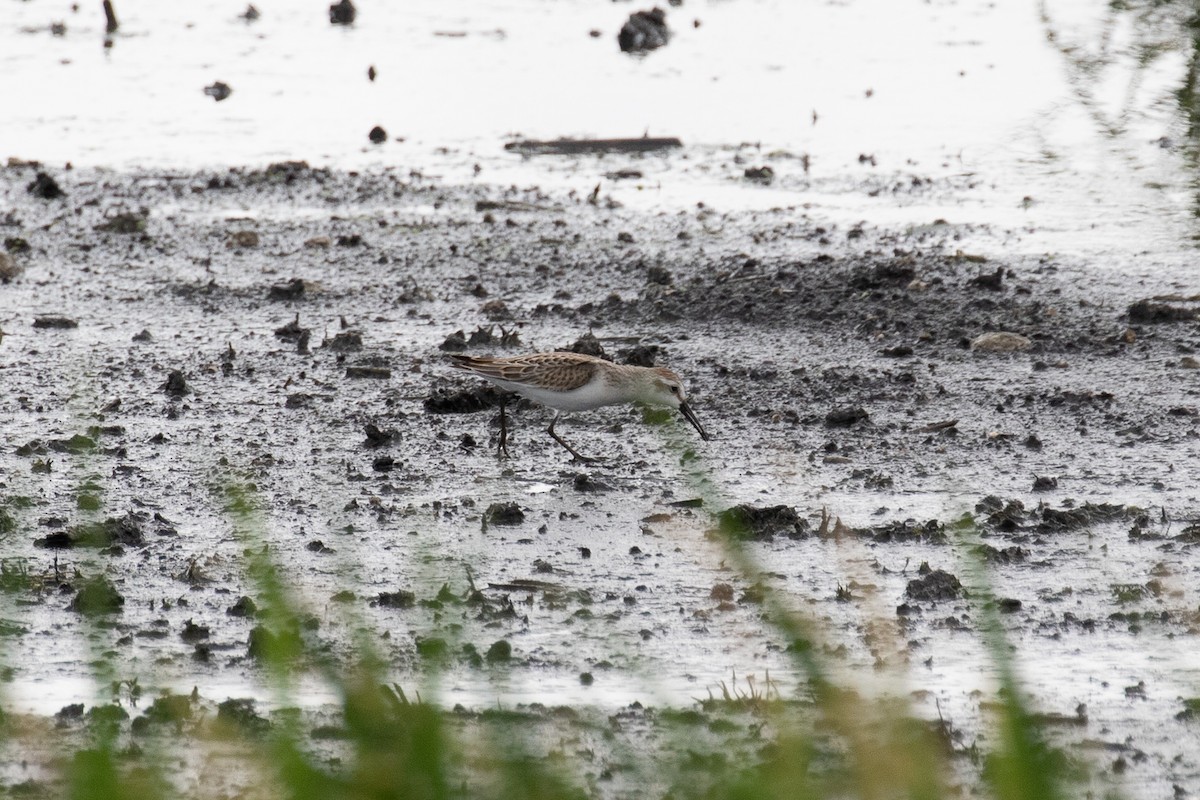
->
xmin=32 ymin=315 xmax=78 ymax=329
xmin=227 ymin=596 xmax=258 ymax=618
xmin=572 ymin=473 xmax=612 ymax=493
xmin=269 ymin=278 xmax=306 ymax=301
xmin=618 ymin=8 xmax=669 ymax=53
xmin=484 ymin=502 xmax=525 ymax=529
xmin=69 ymin=576 xmax=125 ymax=615
xmin=162 ymin=369 xmax=189 ymax=397
xmin=217 ymin=698 xmax=271 ymax=735
xmin=825 ymin=407 xmax=869 ymax=427
xmin=57 ymin=514 xmax=147 ymax=549
xmin=204 ymin=82 xmax=233 ymax=102
xmin=975 ymin=496 xmax=1027 ymax=531
xmin=854 ymin=518 xmax=945 ymax=544
xmin=717 ymin=504 xmax=807 ymax=540
xmin=905 ymin=566 xmax=963 ymax=602
xmin=424 ymin=385 xmax=506 ymax=414
xmin=26 ymin=171 xmax=65 ymax=200
xmin=1127 ymin=299 xmax=1196 ymax=324
xmin=376 ymin=590 xmax=416 ymax=609
xmin=329 ymin=0 xmax=355 ymax=25
xmin=1038 ymin=503 xmax=1131 ymax=532
xmin=362 ymin=423 xmax=397 ymax=448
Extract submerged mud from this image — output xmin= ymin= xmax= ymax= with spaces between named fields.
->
xmin=1 ymin=162 xmax=1199 ymax=797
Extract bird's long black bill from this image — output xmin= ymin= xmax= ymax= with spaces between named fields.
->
xmin=679 ymin=401 xmax=710 ymax=441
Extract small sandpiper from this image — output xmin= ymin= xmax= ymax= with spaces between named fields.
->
xmin=449 ymin=351 xmax=710 ymax=462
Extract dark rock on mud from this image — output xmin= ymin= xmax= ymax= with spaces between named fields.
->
xmin=905 ymin=567 xmax=963 ymax=602
xmin=970 ymin=267 xmax=1004 ymax=291
xmin=464 ymin=325 xmax=520 ymax=348
xmin=47 ymin=433 xmax=96 ymax=453
xmin=325 ymin=331 xmax=363 ymax=351
xmin=227 ymin=596 xmax=258 ymax=617
xmin=371 ymin=455 xmax=394 ymax=472
xmin=970 ymin=332 xmax=1032 ymax=352
xmin=376 ymin=590 xmax=415 ymax=609
xmin=1032 ymin=475 xmax=1058 ymax=492
xmin=440 ymin=330 xmax=468 ymax=352
xmin=416 ymin=637 xmax=449 ymax=659
xmin=618 ymin=345 xmax=659 ymax=366
xmin=0 ymin=252 xmax=21 ymax=283
xmin=484 ymin=502 xmax=525 ymax=529
xmin=204 ymin=81 xmax=233 ymax=102
xmin=55 ymin=704 xmax=85 ymax=722
xmin=144 ymin=695 xmax=193 ymax=726
xmin=274 ymin=315 xmax=307 ymax=340
xmin=997 ymin=598 xmax=1022 ymax=614
xmin=217 ymin=698 xmax=271 ymax=735
xmin=329 ymin=0 xmax=355 ymax=25
xmin=1039 ymin=502 xmax=1130 ymax=532
xmin=618 ymin=7 xmax=669 ymax=53
xmin=825 ymin=406 xmax=869 ymax=427
xmin=181 ymin=620 xmax=210 ymax=643
xmin=33 ymin=531 xmax=72 ymax=549
xmin=424 ymin=385 xmax=505 ymax=414
xmin=1127 ymin=299 xmax=1196 ymax=323
xmin=744 ymin=166 xmax=775 ymax=183
xmin=855 ymin=519 xmax=945 ymax=544
xmin=572 ymin=473 xmax=611 ymax=493
xmin=4 ymin=236 xmax=31 ymax=254
xmin=717 ymin=504 xmax=807 ymax=539
xmin=68 ymin=514 xmax=147 ymax=549
xmin=32 ymin=315 xmax=78 ymax=329
xmin=368 ymin=125 xmax=387 ymax=144
xmin=95 ymin=210 xmax=148 ymax=234
xmin=976 ymin=497 xmax=1028 ymax=531
xmin=227 ymin=230 xmax=259 ymax=249
xmin=975 ymin=544 xmax=1028 ymax=564
xmin=26 ymin=172 xmax=65 ymax=199
xmin=345 ymin=365 xmax=391 ymax=379
xmin=568 ymin=332 xmax=608 ymax=358
xmin=362 ymin=423 xmax=396 ymax=448
xmin=486 ymin=640 xmax=512 ymax=663
xmin=246 ymin=625 xmax=302 ymax=661
xmin=162 ymin=369 xmax=188 ymax=397
xmin=646 ymin=265 xmax=673 ymax=286
xmin=269 ymin=278 xmax=305 ymax=301
xmin=70 ymin=576 xmax=125 ymax=615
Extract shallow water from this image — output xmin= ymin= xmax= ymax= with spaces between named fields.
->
xmin=2 ymin=0 xmax=1198 ymax=267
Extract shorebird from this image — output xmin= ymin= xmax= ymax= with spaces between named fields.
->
xmin=449 ymin=351 xmax=710 ymax=462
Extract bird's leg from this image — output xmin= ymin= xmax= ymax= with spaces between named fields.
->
xmin=547 ymin=413 xmax=604 ymax=463
xmin=497 ymin=395 xmax=510 ymax=459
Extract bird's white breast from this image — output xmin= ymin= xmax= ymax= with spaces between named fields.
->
xmin=494 ymin=375 xmax=621 ymax=412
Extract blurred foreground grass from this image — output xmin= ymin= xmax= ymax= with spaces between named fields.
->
xmin=0 ymin=481 xmax=1088 ymax=800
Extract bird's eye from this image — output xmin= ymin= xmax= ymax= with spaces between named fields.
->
xmin=669 ymin=385 xmax=679 ymax=394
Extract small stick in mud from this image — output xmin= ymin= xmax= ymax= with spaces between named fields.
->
xmin=504 ymin=137 xmax=682 ymax=156
xmin=103 ymin=0 xmax=118 ymax=33
xmin=449 ymin=351 xmax=709 ymax=463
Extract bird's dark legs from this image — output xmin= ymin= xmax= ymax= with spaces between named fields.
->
xmin=497 ymin=395 xmax=510 ymax=459
xmin=547 ymin=413 xmax=603 ymax=463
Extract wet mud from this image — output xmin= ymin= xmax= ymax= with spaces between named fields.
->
xmin=1 ymin=161 xmax=1199 ymax=797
